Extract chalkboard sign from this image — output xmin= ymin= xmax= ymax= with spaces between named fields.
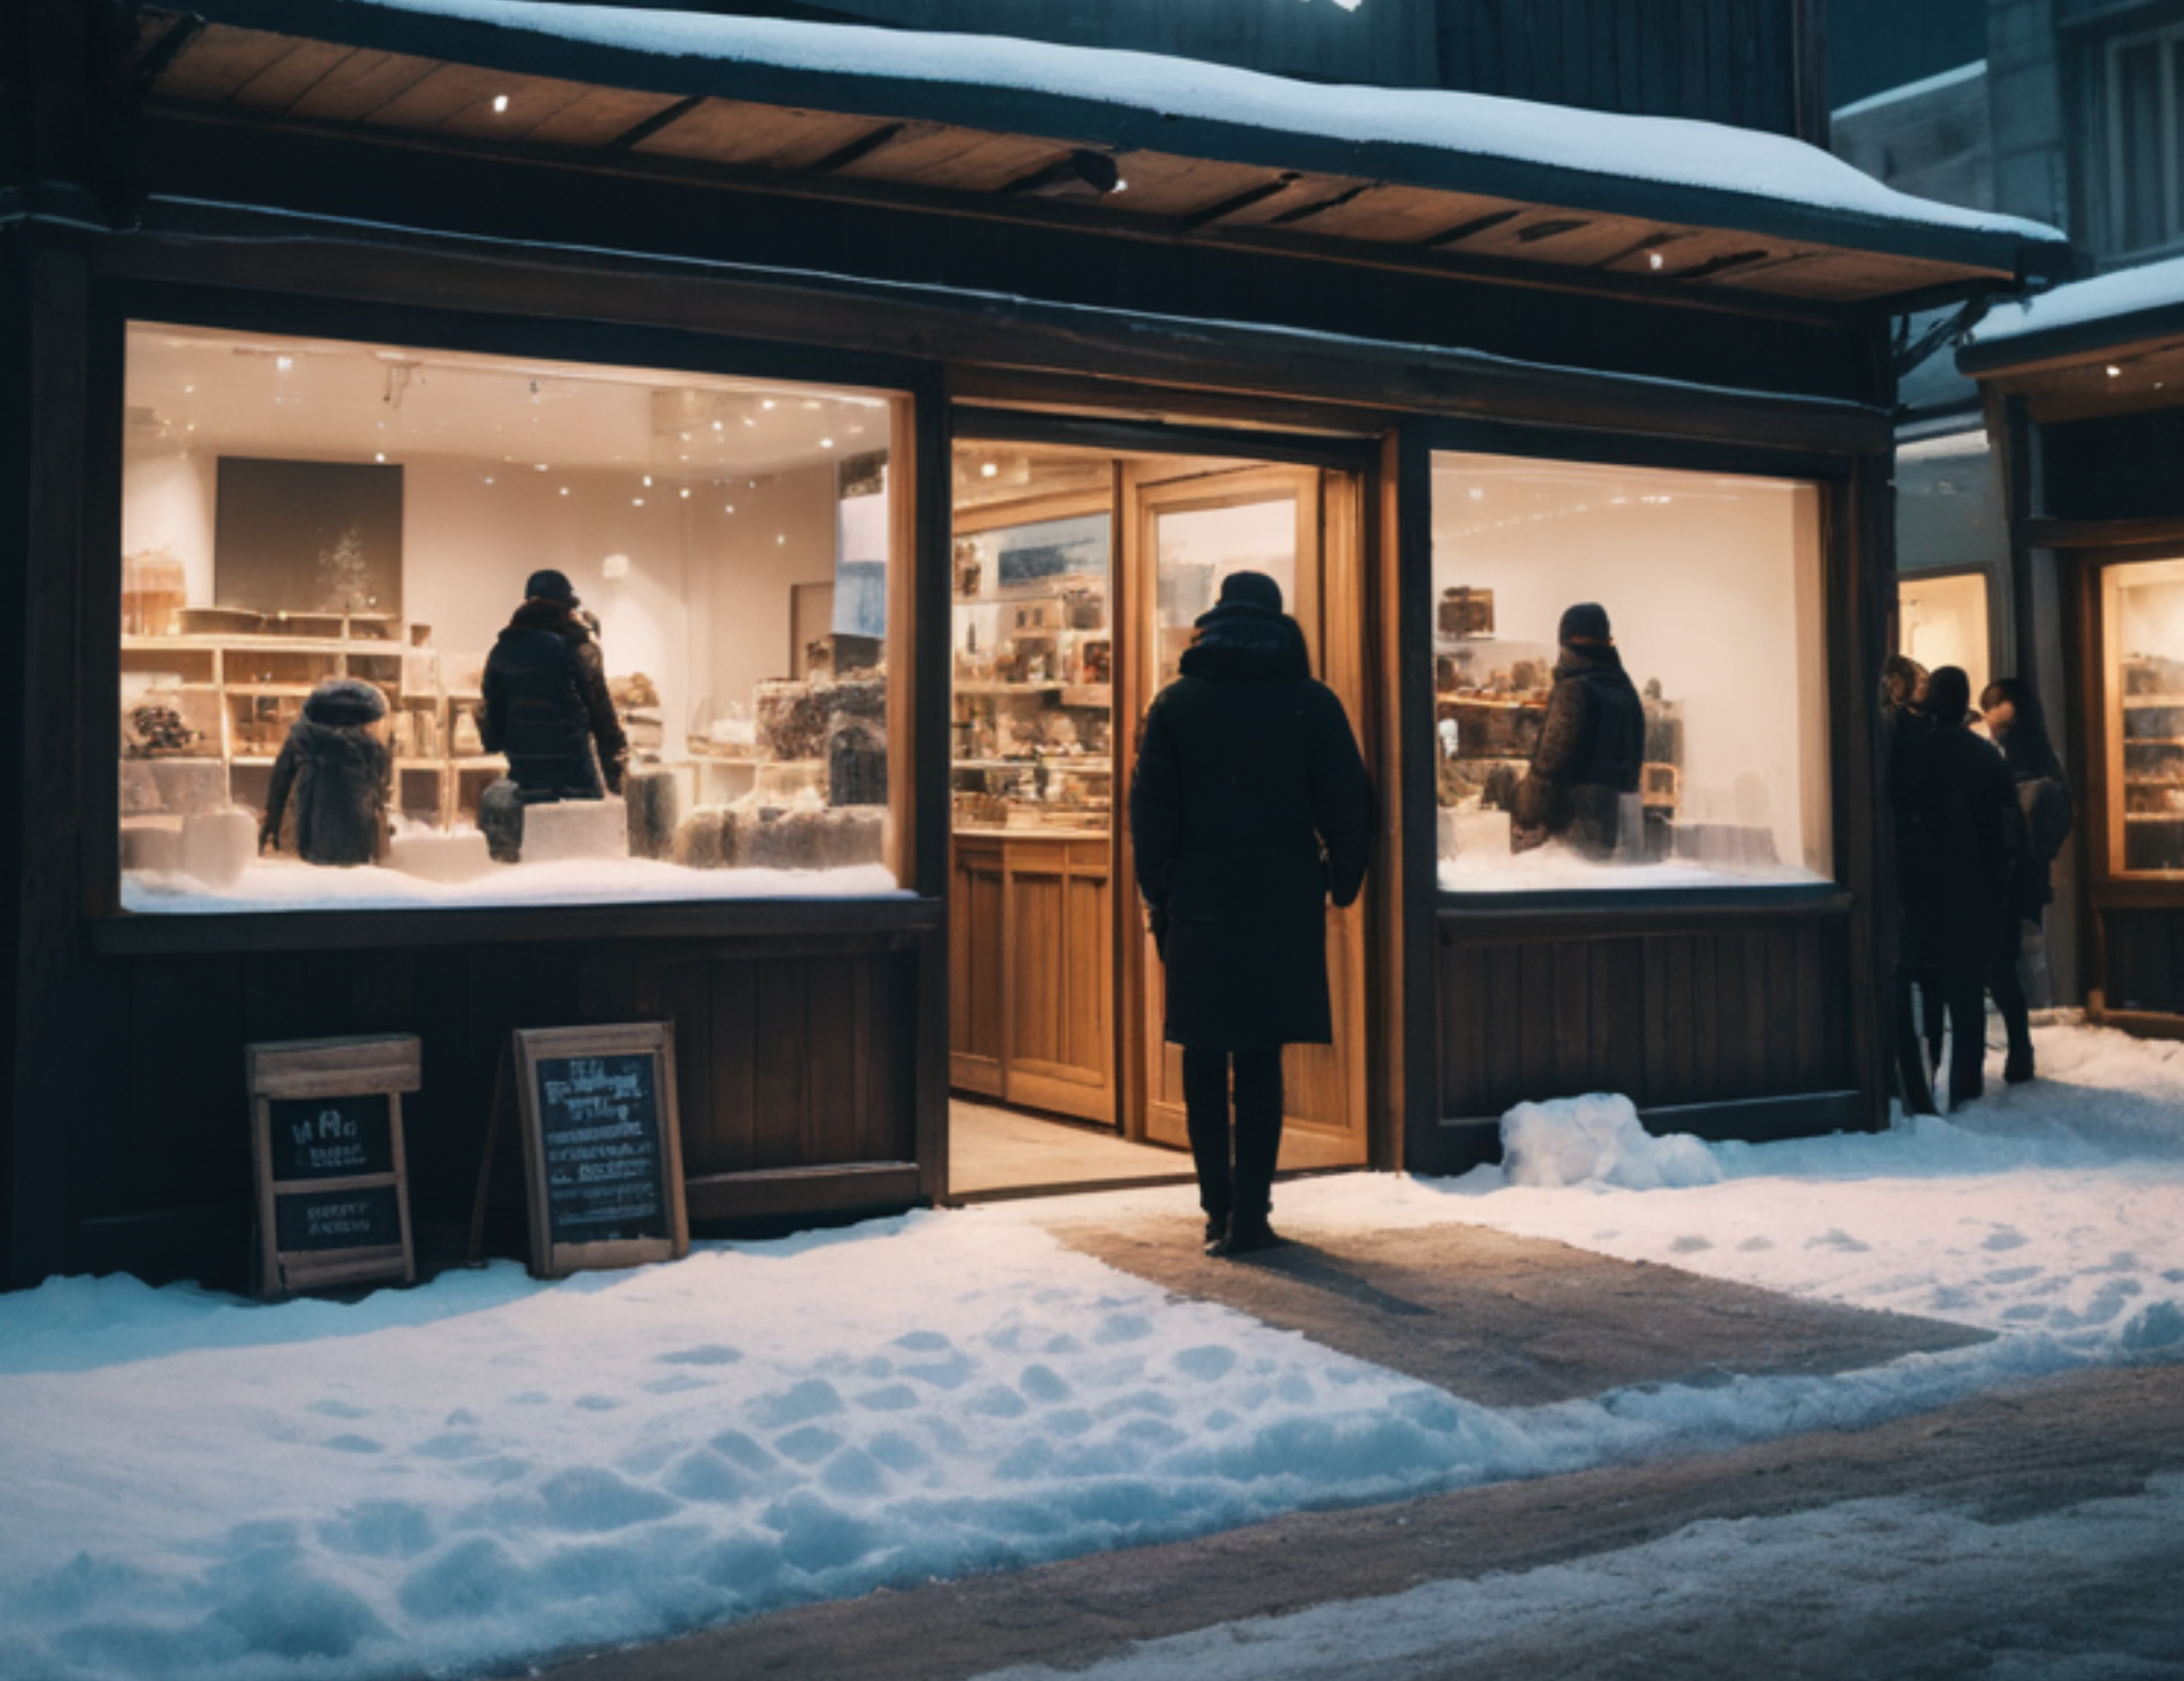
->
xmin=512 ymin=1023 xmax=687 ymax=1278
xmin=246 ymin=1035 xmax=420 ymax=1300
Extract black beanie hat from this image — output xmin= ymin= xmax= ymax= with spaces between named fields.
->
xmin=1214 ymin=570 xmax=1283 ymax=615
xmin=1558 ymin=602 xmax=1612 ymax=646
xmin=525 ymin=568 xmax=579 ymax=607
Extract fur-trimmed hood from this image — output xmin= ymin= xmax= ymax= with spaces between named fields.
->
xmin=300 ymin=677 xmax=387 ymax=729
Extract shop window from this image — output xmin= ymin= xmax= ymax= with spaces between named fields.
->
xmin=2106 ymin=557 xmax=2184 ymax=875
xmin=1431 ymin=453 xmax=1831 ymax=892
xmin=119 ymin=323 xmax=905 ymax=911
xmin=1897 ymin=571 xmax=1991 ymax=702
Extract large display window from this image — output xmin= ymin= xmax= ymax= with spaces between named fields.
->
xmin=1430 ymin=453 xmax=1832 ymax=892
xmin=118 ymin=323 xmax=906 ymax=911
xmin=2104 ymin=557 xmax=2184 ymax=875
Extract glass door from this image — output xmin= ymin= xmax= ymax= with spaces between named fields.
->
xmin=1117 ymin=462 xmax=1370 ymax=1170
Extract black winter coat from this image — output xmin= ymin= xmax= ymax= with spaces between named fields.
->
xmin=1890 ymin=713 xmax=2023 ymax=972
xmin=1129 ymin=609 xmax=1372 ymax=1052
xmin=1988 ymin=678 xmax=2074 ymax=917
xmin=1512 ymin=644 xmax=1646 ymax=855
xmin=262 ymin=679 xmax=392 ymax=867
xmin=480 ymin=601 xmax=629 ymax=798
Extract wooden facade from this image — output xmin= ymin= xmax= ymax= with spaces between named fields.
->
xmin=3 ymin=0 xmax=2066 ymax=1289
xmin=1960 ymin=298 xmax=2184 ymax=1034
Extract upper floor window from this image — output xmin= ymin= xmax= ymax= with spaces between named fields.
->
xmin=2107 ymin=22 xmax=2184 ymax=257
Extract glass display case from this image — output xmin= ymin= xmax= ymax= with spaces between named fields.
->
xmin=2107 ymin=557 xmax=2184 ymax=875
xmin=950 ymin=513 xmax=1114 ymax=833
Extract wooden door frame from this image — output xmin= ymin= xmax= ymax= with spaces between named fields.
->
xmin=949 ymin=409 xmax=1392 ymax=1167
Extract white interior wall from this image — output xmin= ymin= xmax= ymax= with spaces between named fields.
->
xmin=120 ymin=448 xmax=843 ymax=762
xmin=1431 ymin=459 xmax=1830 ymax=874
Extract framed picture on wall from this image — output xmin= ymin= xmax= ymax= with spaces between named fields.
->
xmin=215 ymin=458 xmax=404 ymax=621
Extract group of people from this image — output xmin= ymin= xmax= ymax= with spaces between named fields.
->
xmin=1884 ymin=658 xmax=2072 ymax=1112
xmin=259 ymin=568 xmax=628 ymax=868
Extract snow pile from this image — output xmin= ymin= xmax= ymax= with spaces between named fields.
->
xmin=1499 ymin=1094 xmax=1722 ymax=1191
xmin=1438 ymin=849 xmax=1827 ymax=893
xmin=357 ymin=0 xmax=2059 ymax=245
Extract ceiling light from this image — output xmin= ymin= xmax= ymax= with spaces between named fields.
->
xmin=2107 ymin=364 xmax=2124 ymax=378
xmin=820 ymin=438 xmax=836 ymax=450
xmin=761 ymin=399 xmax=776 ymax=411
xmin=276 ymin=355 xmax=294 ymax=372
xmin=1007 ymin=148 xmax=1123 ymax=200
xmin=980 ymin=463 xmax=998 ymax=479
xmin=375 ymin=452 xmax=387 ymax=462
xmin=642 ymin=475 xmax=653 ymax=487
xmin=493 ymin=94 xmax=510 ymax=114
xmin=632 ymin=497 xmax=644 ymax=507
xmin=679 ymin=488 xmax=691 ymax=498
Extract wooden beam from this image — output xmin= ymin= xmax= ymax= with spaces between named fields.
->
xmin=102 ymin=201 xmax=1896 ymax=455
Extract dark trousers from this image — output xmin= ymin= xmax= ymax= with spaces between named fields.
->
xmin=1989 ymin=917 xmax=2034 ymax=1073
xmin=1907 ymin=966 xmax=1988 ymax=1108
xmin=1894 ymin=967 xmax=1937 ymax=1116
xmin=1181 ymin=1044 xmax=1284 ymax=1231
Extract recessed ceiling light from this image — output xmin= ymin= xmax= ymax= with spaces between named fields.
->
xmin=820 ymin=438 xmax=836 ymax=450
xmin=276 ymin=355 xmax=293 ymax=372
xmin=980 ymin=463 xmax=998 ymax=479
xmin=2107 ymin=364 xmax=2124 ymax=378
xmin=493 ymin=94 xmax=510 ymax=114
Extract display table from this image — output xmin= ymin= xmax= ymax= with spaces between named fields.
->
xmin=949 ymin=828 xmax=1114 ymax=1124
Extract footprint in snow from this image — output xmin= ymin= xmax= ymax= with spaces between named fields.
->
xmin=656 ymin=1344 xmax=743 ymax=1367
xmin=894 ymin=1329 xmax=951 ymax=1352
xmin=318 ymin=1500 xmax=436 ymax=1561
xmin=1983 ymin=1228 xmax=2031 ymax=1252
xmin=1670 ymin=1236 xmax=1713 ymax=1254
xmin=307 ymin=1399 xmax=372 ymax=1420
xmin=1092 ymin=1313 xmax=1154 ymax=1346
xmin=1736 ymin=1237 xmax=1774 ymax=1252
xmin=1806 ymin=1229 xmax=1872 ymax=1253
xmin=750 ymin=1379 xmax=844 ymax=1428
xmin=1174 ymin=1346 xmax=1238 ymax=1382
xmin=323 ymin=1435 xmax=384 ymax=1454
xmin=774 ymin=1425 xmax=845 ymax=1465
xmin=1986 ymin=1265 xmax=2043 ymax=1284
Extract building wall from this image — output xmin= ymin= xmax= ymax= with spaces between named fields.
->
xmin=1832 ymin=65 xmax=1995 ymax=210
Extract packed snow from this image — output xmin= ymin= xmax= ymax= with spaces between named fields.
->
xmin=1965 ymin=250 xmax=2184 ymax=349
xmin=3 ymin=1022 xmax=2180 ymax=1681
xmin=352 ymin=0 xmax=2058 ymax=247
xmin=1437 ymin=850 xmax=1829 ymax=893
xmin=120 ymin=859 xmax=908 ymax=914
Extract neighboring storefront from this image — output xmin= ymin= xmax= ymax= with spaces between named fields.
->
xmin=1960 ymin=261 xmax=2184 ymax=1036
xmin=3 ymin=0 xmax=2068 ymax=1288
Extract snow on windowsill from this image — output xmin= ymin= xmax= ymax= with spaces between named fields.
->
xmin=1438 ymin=848 xmax=1831 ymax=895
xmin=351 ymin=0 xmax=2061 ymax=248
xmin=120 ymin=858 xmax=911 ymax=915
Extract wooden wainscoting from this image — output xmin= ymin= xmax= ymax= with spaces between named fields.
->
xmin=1432 ymin=895 xmax=1864 ymax=1171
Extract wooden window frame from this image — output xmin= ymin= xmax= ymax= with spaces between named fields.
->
xmin=88 ymin=280 xmax=946 ymax=951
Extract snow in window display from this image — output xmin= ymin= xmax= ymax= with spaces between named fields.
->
xmin=117 ymin=323 xmax=908 ymax=914
xmin=1431 ymin=455 xmax=1833 ymax=893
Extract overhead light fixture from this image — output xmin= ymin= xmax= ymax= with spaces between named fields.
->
xmin=2107 ymin=364 xmax=2124 ymax=378
xmin=493 ymin=94 xmax=510 ymax=114
xmin=1007 ymin=149 xmax=1123 ymax=201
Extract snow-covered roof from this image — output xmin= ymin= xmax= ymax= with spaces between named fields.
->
xmin=1832 ymin=60 xmax=1986 ymax=124
xmin=1962 ymin=253 xmax=2184 ymax=369
xmin=147 ymin=0 xmax=2068 ymax=296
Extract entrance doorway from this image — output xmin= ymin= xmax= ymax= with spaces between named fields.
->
xmin=946 ymin=441 xmax=1373 ymax=1199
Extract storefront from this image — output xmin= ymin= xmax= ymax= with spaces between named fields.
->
xmin=1960 ymin=262 xmax=2184 ymax=1035
xmin=2 ymin=0 xmax=2067 ymax=1287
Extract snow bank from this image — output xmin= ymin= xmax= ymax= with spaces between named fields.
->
xmin=355 ymin=0 xmax=2058 ymax=246
xmin=1500 ymin=1094 xmax=1722 ymax=1191
xmin=1438 ymin=849 xmax=1828 ymax=893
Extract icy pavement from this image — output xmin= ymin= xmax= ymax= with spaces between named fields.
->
xmin=2 ymin=1023 xmax=2181 ymax=1681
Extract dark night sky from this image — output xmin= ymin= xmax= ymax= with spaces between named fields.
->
xmin=1829 ymin=0 xmax=1988 ymax=108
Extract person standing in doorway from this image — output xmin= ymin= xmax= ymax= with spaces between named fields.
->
xmin=1129 ymin=571 xmax=1372 ymax=1257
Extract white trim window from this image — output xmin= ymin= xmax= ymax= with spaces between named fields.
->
xmin=2107 ymin=20 xmax=2184 ymax=258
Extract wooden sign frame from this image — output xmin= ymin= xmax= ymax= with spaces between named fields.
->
xmin=246 ymin=1034 xmax=421 ymax=1301
xmin=511 ymin=1023 xmax=688 ymax=1280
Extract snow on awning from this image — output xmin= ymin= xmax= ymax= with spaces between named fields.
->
xmin=129 ymin=0 xmax=2069 ymax=310
xmin=1959 ymin=256 xmax=2184 ymax=422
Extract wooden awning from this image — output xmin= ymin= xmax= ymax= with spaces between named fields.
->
xmin=1960 ymin=265 xmax=2184 ymax=424
xmin=126 ymin=0 xmax=2068 ymax=316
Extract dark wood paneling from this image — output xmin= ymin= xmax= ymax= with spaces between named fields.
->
xmin=1436 ymin=907 xmax=1858 ymax=1153
xmin=2100 ymin=907 xmax=2184 ymax=1017
xmin=57 ymin=932 xmax=932 ymax=1289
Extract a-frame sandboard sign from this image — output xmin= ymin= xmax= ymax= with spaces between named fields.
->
xmin=246 ymin=1034 xmax=420 ymax=1300
xmin=503 ymin=1023 xmax=689 ymax=1280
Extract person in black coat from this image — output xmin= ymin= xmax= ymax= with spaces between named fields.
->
xmin=1129 ymin=571 xmax=1372 ymax=1257
xmin=1511 ymin=603 xmax=1646 ymax=858
xmin=480 ymin=569 xmax=629 ymax=802
xmin=259 ymin=678 xmax=392 ymax=867
xmin=1889 ymin=666 xmax=2023 ymax=1109
xmin=1980 ymin=676 xmax=2075 ymax=1084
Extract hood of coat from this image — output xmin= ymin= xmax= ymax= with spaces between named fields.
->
xmin=1179 ymin=606 xmax=1311 ymax=684
xmin=1554 ymin=642 xmax=1626 ymax=682
xmin=300 ymin=678 xmax=387 ymax=729
xmin=285 ymin=714 xmax=387 ymax=767
xmin=506 ymin=598 xmax=594 ymax=644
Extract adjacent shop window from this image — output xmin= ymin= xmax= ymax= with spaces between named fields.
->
xmin=2106 ymin=557 xmax=2184 ymax=875
xmin=1431 ymin=453 xmax=1831 ymax=892
xmin=119 ymin=323 xmax=904 ymax=911
xmin=1897 ymin=571 xmax=1991 ymax=702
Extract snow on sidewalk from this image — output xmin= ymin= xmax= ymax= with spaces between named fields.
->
xmin=1 ymin=1023 xmax=2180 ymax=1681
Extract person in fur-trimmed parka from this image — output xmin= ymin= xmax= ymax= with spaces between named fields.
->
xmin=260 ymin=677 xmax=392 ymax=867
xmin=1129 ymin=570 xmax=1372 ymax=1257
